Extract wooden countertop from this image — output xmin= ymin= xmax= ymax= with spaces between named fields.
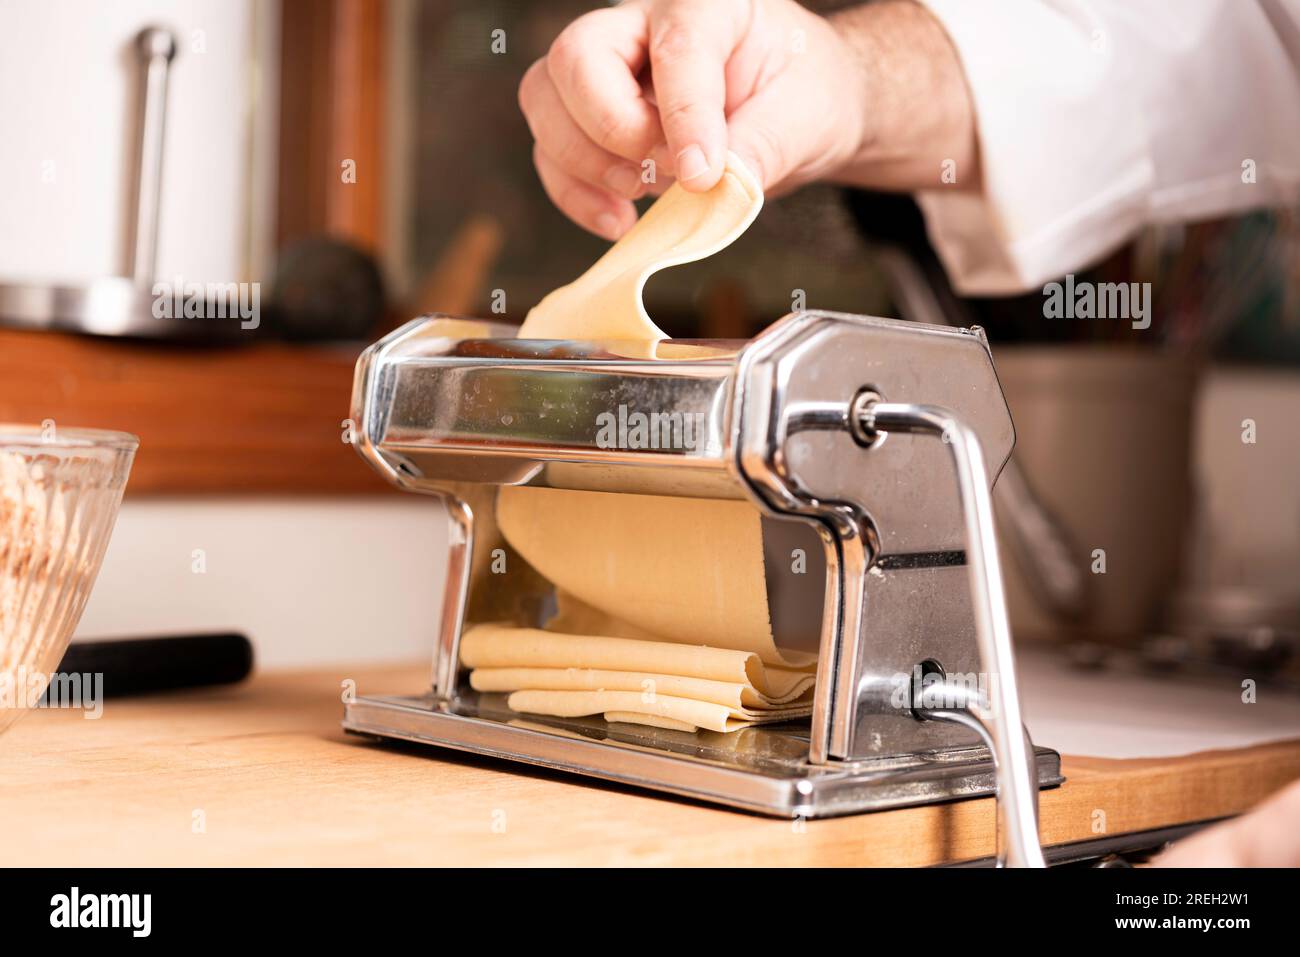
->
xmin=2 ymin=663 xmax=1298 ymax=867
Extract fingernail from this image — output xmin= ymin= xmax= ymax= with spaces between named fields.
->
xmin=676 ymin=145 xmax=709 ymax=182
xmin=603 ymin=165 xmax=642 ymax=198
xmin=595 ymin=212 xmax=623 ymax=240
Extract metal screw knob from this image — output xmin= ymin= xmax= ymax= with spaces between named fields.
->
xmin=136 ymin=26 xmax=178 ymax=62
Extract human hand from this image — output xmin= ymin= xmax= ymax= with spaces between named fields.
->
xmin=517 ymin=0 xmax=875 ymax=240
xmin=1154 ymin=778 xmax=1300 ymax=867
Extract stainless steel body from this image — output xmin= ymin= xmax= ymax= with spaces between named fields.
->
xmin=345 ymin=311 xmax=1061 ymax=864
xmin=875 ymin=244 xmax=1087 ymax=620
xmin=347 ymin=691 xmax=1060 ymax=821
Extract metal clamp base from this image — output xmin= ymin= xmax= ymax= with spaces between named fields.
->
xmin=343 ymin=691 xmax=1062 ymax=819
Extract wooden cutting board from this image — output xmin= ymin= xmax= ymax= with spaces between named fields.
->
xmin=1 ymin=663 xmax=1296 ymax=866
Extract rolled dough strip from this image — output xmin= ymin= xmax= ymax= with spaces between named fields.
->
xmin=460 ymin=623 xmax=812 ymax=697
xmin=469 ymin=666 xmax=815 ymax=709
xmin=494 ymin=488 xmax=814 ymax=669
xmin=545 ymin=589 xmax=663 ymax=642
xmin=499 ymin=157 xmax=792 ymax=662
xmin=604 ymin=712 xmax=698 ymax=733
xmin=506 ymin=689 xmax=813 ymax=734
xmin=483 ymin=155 xmax=813 ymax=732
xmin=516 ymin=152 xmax=762 ymax=342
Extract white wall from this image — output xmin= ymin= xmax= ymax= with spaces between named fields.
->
xmin=75 ymin=498 xmax=449 ymax=669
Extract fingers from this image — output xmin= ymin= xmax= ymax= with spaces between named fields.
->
xmin=1155 ymin=779 xmax=1300 ymax=867
xmin=723 ymin=85 xmax=791 ymax=193
xmin=532 ymin=146 xmax=638 ymax=241
xmin=521 ymin=4 xmax=663 ymax=236
xmin=519 ymin=59 xmax=647 ymax=202
xmin=645 ymin=1 xmax=741 ymax=192
xmin=519 ymin=0 xmax=752 ymax=235
xmin=545 ymin=5 xmax=664 ymax=164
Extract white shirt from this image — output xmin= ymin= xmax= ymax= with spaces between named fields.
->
xmin=914 ymin=0 xmax=1300 ymax=294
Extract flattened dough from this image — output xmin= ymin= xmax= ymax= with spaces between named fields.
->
xmin=462 ymin=624 xmax=815 ymax=700
xmin=467 ymin=155 xmax=815 ymax=731
xmin=506 ymin=690 xmax=812 ymax=734
xmin=471 ymin=667 xmax=813 ymax=709
xmin=517 ymin=154 xmax=762 ymax=342
xmin=603 ymin=712 xmax=699 ymax=733
xmin=493 ymin=489 xmax=814 ymax=669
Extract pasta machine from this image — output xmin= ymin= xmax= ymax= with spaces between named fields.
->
xmin=344 ymin=310 xmax=1062 ymax=866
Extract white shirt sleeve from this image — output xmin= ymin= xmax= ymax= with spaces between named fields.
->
xmin=913 ymin=0 xmax=1300 ymax=294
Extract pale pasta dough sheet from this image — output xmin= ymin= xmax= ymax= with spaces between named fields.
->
xmin=462 ymin=625 xmax=814 ymax=700
xmin=464 ymin=155 xmax=811 ymax=732
xmin=494 ymin=488 xmax=814 ymax=670
xmin=516 ymin=154 xmax=763 ymax=342
xmin=603 ymin=712 xmax=700 ymax=733
xmin=506 ymin=690 xmax=813 ymax=735
xmin=471 ymin=667 xmax=813 ymax=709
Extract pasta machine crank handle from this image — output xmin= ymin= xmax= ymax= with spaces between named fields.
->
xmin=853 ymin=396 xmax=1047 ymax=868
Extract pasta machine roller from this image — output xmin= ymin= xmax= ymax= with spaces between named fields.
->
xmin=344 ymin=310 xmax=1062 ymax=867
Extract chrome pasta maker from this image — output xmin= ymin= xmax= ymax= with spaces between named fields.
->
xmin=345 ymin=311 xmax=1062 ymax=867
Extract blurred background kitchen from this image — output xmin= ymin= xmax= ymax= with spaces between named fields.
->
xmin=2 ymin=0 xmax=1297 ymax=678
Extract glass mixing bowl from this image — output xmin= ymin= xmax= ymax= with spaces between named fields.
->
xmin=0 ymin=425 xmax=137 ymax=733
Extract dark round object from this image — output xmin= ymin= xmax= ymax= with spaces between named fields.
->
xmin=269 ymin=236 xmax=387 ymax=341
xmin=136 ymin=26 xmax=178 ymax=61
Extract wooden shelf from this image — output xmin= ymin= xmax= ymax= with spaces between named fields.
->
xmin=0 ymin=329 xmax=390 ymax=495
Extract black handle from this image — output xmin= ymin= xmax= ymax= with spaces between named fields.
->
xmin=54 ymin=633 xmax=254 ymax=698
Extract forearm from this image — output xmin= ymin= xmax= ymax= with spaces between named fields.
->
xmin=828 ymin=0 xmax=979 ymax=191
